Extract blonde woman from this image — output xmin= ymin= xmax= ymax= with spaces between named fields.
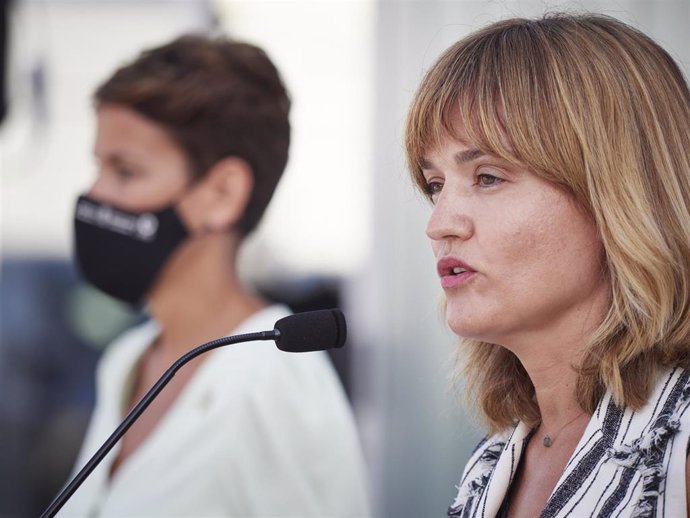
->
xmin=405 ymin=14 xmax=690 ymax=517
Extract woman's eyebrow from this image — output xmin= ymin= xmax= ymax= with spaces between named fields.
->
xmin=420 ymin=158 xmax=434 ymax=170
xmin=420 ymin=149 xmax=485 ymax=170
xmin=454 ymin=149 xmax=484 ymax=164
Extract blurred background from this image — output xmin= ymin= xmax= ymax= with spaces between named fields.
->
xmin=1 ymin=0 xmax=688 ymax=517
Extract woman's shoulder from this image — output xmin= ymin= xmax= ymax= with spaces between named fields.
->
xmin=563 ymin=367 xmax=690 ymax=517
xmin=592 ymin=367 xmax=690 ymax=469
xmin=636 ymin=366 xmax=690 ymax=423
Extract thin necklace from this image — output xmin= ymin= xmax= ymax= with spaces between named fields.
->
xmin=540 ymin=412 xmax=585 ymax=447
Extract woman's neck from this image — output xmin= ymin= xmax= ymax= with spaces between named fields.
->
xmin=146 ymin=233 xmax=266 ymax=359
xmin=525 ymin=360 xmax=583 ymax=429
xmin=501 ymin=287 xmax=610 ymax=429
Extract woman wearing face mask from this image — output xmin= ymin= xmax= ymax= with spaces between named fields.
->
xmin=63 ymin=35 xmax=370 ymax=517
xmin=405 ymin=14 xmax=690 ymax=518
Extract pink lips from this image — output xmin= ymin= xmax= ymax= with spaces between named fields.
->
xmin=436 ymin=257 xmax=477 ymax=289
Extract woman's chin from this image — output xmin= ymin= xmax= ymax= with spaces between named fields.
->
xmin=447 ymin=317 xmax=485 ymax=341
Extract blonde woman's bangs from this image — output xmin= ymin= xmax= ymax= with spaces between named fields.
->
xmin=405 ymin=31 xmax=526 ymax=189
xmin=405 ymin=20 xmax=587 ymax=200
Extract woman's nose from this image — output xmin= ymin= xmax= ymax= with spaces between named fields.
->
xmin=86 ymin=171 xmax=113 ymax=203
xmin=425 ymin=191 xmax=474 ymax=242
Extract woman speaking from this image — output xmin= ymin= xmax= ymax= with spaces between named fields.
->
xmin=405 ymin=14 xmax=690 ymax=517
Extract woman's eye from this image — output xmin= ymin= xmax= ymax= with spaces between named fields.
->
xmin=476 ymin=173 xmax=502 ymax=187
xmin=115 ymin=167 xmax=138 ymax=181
xmin=425 ymin=181 xmax=443 ymax=200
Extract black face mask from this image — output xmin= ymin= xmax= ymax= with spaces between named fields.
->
xmin=73 ymin=195 xmax=189 ymax=306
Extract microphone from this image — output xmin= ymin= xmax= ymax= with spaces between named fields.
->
xmin=41 ymin=309 xmax=346 ymax=518
xmin=275 ymin=308 xmax=346 ymax=352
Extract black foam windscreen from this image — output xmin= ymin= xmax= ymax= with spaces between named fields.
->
xmin=273 ymin=309 xmax=347 ymax=352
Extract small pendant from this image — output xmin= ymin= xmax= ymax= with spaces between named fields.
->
xmin=543 ymin=435 xmax=553 ymax=447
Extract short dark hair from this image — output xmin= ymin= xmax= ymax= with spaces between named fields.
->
xmin=95 ymin=34 xmax=291 ymax=236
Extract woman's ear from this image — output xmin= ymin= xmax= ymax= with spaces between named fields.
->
xmin=180 ymin=157 xmax=254 ymax=234
xmin=205 ymin=157 xmax=254 ymax=231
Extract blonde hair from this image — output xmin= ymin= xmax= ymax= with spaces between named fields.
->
xmin=405 ymin=13 xmax=690 ymax=432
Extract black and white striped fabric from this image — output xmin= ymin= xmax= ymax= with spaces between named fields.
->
xmin=449 ymin=368 xmax=690 ymax=518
